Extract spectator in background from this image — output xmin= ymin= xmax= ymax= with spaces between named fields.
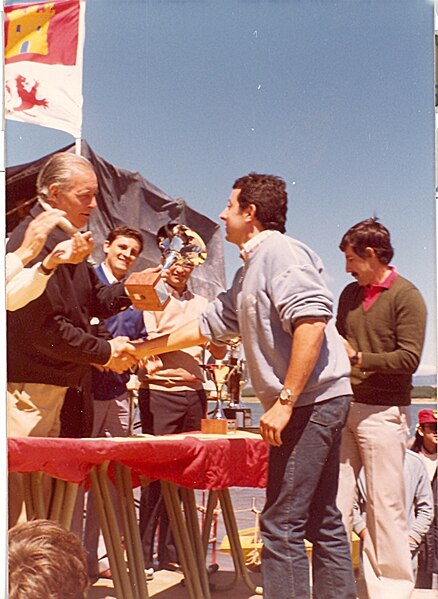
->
xmin=410 ymin=408 xmax=437 ymax=589
xmin=84 ymin=225 xmax=146 ymax=580
xmin=138 ymin=227 xmax=226 ymax=574
xmin=8 ymin=519 xmax=89 ymax=599
xmin=353 ymin=449 xmax=434 ymax=584
xmin=6 ymin=208 xmax=92 ymax=311
xmin=336 ymin=218 xmax=427 ymax=599
xmin=6 ymin=152 xmax=144 ymax=526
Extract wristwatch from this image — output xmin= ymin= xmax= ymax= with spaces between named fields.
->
xmin=279 ymin=388 xmax=296 ymax=406
xmin=350 ymin=351 xmax=360 ymax=367
xmin=38 ymin=262 xmax=56 ymax=276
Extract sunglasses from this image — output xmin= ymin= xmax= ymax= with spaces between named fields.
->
xmin=421 ymin=423 xmax=437 ymax=433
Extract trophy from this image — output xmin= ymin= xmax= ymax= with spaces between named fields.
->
xmin=125 ymin=223 xmax=207 ymax=310
xmin=226 ymin=356 xmax=243 ymax=408
xmin=202 ymin=362 xmax=234 ymax=420
xmin=220 ymin=340 xmax=252 ymax=428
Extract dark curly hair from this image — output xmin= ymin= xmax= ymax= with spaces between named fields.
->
xmin=339 ymin=217 xmax=394 ymax=264
xmin=233 ymin=173 xmax=287 ymax=233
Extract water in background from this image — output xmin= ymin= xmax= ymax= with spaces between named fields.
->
xmin=209 ymin=399 xmax=434 ymax=438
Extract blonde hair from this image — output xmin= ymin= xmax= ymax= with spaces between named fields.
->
xmin=8 ymin=519 xmax=89 ymax=599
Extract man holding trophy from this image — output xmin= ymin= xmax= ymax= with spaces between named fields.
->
xmin=130 ymin=223 xmax=226 ymax=573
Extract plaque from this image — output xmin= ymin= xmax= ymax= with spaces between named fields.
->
xmin=124 ymin=270 xmax=170 ymax=311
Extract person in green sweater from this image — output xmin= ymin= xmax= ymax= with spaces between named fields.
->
xmin=335 ymin=217 xmax=427 ymax=599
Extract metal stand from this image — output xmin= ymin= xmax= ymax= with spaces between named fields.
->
xmin=89 ymin=462 xmax=147 ymax=599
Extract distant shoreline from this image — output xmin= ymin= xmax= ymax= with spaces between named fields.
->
xmin=240 ymin=396 xmax=437 ymax=405
xmin=411 ymin=397 xmax=437 ymax=404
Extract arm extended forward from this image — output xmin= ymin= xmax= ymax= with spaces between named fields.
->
xmin=132 ymin=318 xmax=207 ymax=358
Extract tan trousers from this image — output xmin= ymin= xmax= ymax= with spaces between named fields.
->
xmin=337 ymin=402 xmax=414 ymax=599
xmin=8 ymin=382 xmax=68 ymax=527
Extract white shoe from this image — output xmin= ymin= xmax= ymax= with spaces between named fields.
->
xmin=145 ymin=567 xmax=154 ymax=581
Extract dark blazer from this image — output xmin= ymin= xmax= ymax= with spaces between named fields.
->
xmin=7 ymin=203 xmax=132 ymax=389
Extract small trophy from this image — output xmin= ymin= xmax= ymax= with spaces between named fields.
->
xmin=222 ymin=341 xmax=253 ymax=428
xmin=201 ymin=362 xmax=235 ymax=434
xmin=125 ymin=223 xmax=207 ymax=310
xmin=202 ymin=363 xmax=233 ymax=420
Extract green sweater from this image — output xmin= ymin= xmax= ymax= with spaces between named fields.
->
xmin=336 ymin=275 xmax=427 ymax=406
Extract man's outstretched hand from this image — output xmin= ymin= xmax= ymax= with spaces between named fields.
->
xmin=105 ymin=336 xmax=138 ymax=373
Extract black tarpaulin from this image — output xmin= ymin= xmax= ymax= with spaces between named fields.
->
xmin=6 ymin=140 xmax=226 ymax=300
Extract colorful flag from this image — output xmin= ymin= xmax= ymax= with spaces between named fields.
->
xmin=4 ymin=0 xmax=86 ymax=137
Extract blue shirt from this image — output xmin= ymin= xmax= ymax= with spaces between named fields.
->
xmin=92 ymin=263 xmax=146 ymax=401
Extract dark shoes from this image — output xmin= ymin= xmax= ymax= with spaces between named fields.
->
xmin=88 ymin=568 xmax=112 ymax=584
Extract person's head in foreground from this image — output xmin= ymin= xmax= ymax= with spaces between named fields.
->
xmin=8 ymin=519 xmax=89 ymax=599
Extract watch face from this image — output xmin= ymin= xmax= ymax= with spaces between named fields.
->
xmin=280 ymin=388 xmax=291 ymax=401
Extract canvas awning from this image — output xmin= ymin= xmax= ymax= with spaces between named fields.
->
xmin=6 ymin=140 xmax=226 ymax=300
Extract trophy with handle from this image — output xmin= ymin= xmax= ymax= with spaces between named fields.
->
xmin=222 ymin=341 xmax=253 ymax=427
xmin=202 ymin=362 xmax=235 ymax=420
xmin=125 ymin=223 xmax=207 ymax=310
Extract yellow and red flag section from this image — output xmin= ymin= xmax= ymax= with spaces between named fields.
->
xmin=4 ymin=0 xmax=85 ymax=137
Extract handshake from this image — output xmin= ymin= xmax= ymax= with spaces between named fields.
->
xmin=101 ymin=336 xmax=154 ymax=374
xmin=101 ymin=318 xmax=199 ymax=374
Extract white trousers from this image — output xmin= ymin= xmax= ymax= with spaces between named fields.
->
xmin=337 ymin=402 xmax=414 ymax=599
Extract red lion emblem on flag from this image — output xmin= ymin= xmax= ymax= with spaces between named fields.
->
xmin=4 ymin=0 xmax=84 ymax=136
xmin=5 ymin=74 xmax=48 ymax=115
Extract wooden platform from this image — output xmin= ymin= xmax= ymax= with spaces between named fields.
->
xmin=88 ymin=570 xmax=437 ymax=599
xmin=89 ymin=569 xmax=263 ymax=598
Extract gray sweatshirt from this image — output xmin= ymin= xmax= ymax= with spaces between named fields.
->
xmin=200 ymin=230 xmax=352 ymax=411
xmin=353 ymin=449 xmax=434 ymax=546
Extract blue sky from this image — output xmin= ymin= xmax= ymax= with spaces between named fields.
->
xmin=5 ymin=0 xmax=437 ymax=373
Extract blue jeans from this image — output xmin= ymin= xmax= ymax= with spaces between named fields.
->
xmin=260 ymin=395 xmax=356 ymax=599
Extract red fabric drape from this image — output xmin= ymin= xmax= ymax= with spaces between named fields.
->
xmin=8 ymin=433 xmax=268 ymax=490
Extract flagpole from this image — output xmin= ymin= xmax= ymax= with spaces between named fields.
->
xmin=435 ymin=2 xmax=438 ymax=384
xmin=75 ymin=0 xmax=86 ymax=158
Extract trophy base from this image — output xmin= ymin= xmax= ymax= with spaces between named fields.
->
xmin=125 ymin=271 xmax=170 ymax=311
xmin=201 ymin=419 xmax=228 ymax=435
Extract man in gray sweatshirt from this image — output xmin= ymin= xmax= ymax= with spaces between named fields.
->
xmin=133 ymin=173 xmax=356 ymax=599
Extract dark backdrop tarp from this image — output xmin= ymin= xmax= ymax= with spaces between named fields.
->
xmin=6 ymin=140 xmax=226 ymax=300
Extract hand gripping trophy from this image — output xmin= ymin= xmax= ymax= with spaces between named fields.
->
xmin=125 ymin=222 xmax=207 ymax=310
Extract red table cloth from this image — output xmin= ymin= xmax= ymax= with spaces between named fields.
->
xmin=8 ymin=432 xmax=268 ymax=490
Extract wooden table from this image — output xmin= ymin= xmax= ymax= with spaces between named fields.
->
xmin=9 ymin=431 xmax=268 ymax=599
